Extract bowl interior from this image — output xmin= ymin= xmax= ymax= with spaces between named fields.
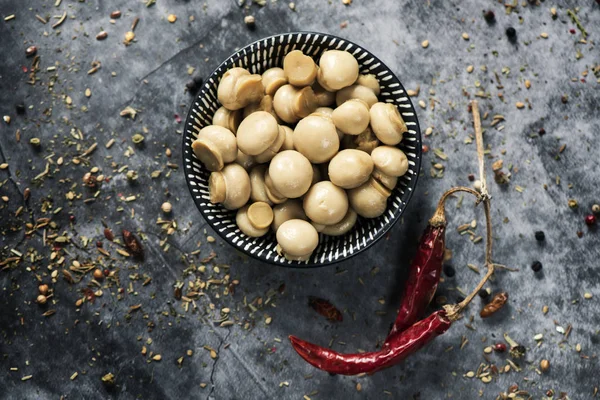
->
xmin=182 ymin=32 xmax=421 ymax=267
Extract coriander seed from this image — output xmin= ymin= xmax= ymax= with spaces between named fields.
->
xmin=39 ymin=284 xmax=49 ymax=295
xmin=93 ymin=269 xmax=104 ymax=280
xmin=540 ymin=359 xmax=550 ymax=372
xmin=592 ymin=204 xmax=600 ymax=214
xmin=161 ymin=202 xmax=172 ymax=214
xmin=37 ymin=294 xmax=47 ymax=305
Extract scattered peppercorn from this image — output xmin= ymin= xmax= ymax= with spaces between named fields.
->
xmin=538 ymin=127 xmax=546 ymax=136
xmin=483 ymin=10 xmax=495 ymax=23
xmin=531 ymin=261 xmax=543 ymax=272
xmin=443 ymin=265 xmax=455 ymax=277
xmin=96 ymin=240 xmax=103 ymax=248
xmin=468 ymin=174 xmax=475 ymax=181
xmin=26 ymin=45 xmax=37 ymax=57
xmin=38 ymin=284 xmax=49 ymax=295
xmin=16 ymin=103 xmax=26 ymax=115
xmin=535 ymin=231 xmax=545 ymax=241
xmin=592 ymin=204 xmax=600 ymax=214
xmin=93 ymin=268 xmax=104 ymax=280
xmin=494 ymin=343 xmax=506 ymax=352
xmin=478 ymin=288 xmax=490 ymax=299
xmin=561 ymin=94 xmax=568 ymax=104
xmin=505 ymin=27 xmax=516 ymax=40
xmin=585 ymin=214 xmax=597 ymax=226
xmin=37 ymin=294 xmax=47 ymax=305
xmin=161 ymin=201 xmax=173 ymax=214
xmin=69 ymin=215 xmax=75 ymax=222
xmin=104 ymin=269 xmax=110 ymax=277
xmin=540 ymin=359 xmax=550 ymax=372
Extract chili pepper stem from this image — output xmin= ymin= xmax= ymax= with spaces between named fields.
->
xmin=429 ymin=186 xmax=480 ymax=227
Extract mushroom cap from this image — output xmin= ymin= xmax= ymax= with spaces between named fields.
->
xmin=280 ymin=125 xmax=294 ymax=151
xmin=322 ymin=208 xmax=358 ymax=236
xmin=303 ymin=181 xmax=349 ymax=225
xmin=272 ymin=200 xmax=307 ymax=232
xmin=347 ymin=177 xmax=390 ymax=218
xmin=331 ymin=99 xmax=371 ymax=135
xmin=310 ymin=107 xmax=334 ymax=119
xmin=218 ymin=68 xmax=264 ymax=110
xmin=264 ymin=168 xmax=288 ymax=204
xmin=273 ymin=84 xmax=318 ymax=124
xmin=236 ymin=205 xmax=269 ymax=237
xmin=243 ymin=95 xmax=279 ymax=122
xmin=276 ymin=219 xmax=319 ymax=261
xmin=370 ymin=146 xmax=409 ymax=177
xmin=254 ymin=124 xmax=287 ymax=163
xmin=317 ymin=50 xmax=359 ymax=91
xmin=262 ymin=67 xmax=287 ymax=96
xmin=335 ymin=84 xmax=379 ymax=108
xmin=236 ymin=111 xmax=279 ymax=156
xmin=372 ymin=168 xmax=398 ymax=190
xmin=249 ymin=165 xmax=272 ymax=204
xmin=341 ymin=126 xmax=380 ymax=154
xmin=312 ymin=80 xmax=336 ymax=107
xmin=212 ymin=107 xmax=243 ymax=134
xmin=356 ymin=74 xmax=380 ymax=95
xmin=235 ymin=150 xmax=256 ymax=171
xmin=369 ymin=102 xmax=407 ymax=145
xmin=292 ymin=115 xmax=339 ymax=163
xmin=283 ymin=50 xmax=318 ymax=86
xmin=209 ymin=163 xmax=251 ymax=210
xmin=247 ymin=202 xmax=274 ymax=229
xmin=269 ymin=150 xmax=313 ymax=198
xmin=192 ymin=125 xmax=237 ymax=171
xmin=328 ymin=149 xmax=374 ymax=189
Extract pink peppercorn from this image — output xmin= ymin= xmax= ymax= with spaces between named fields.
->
xmin=585 ymin=214 xmax=597 ymax=226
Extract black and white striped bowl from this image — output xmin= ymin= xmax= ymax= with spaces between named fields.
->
xmin=182 ymin=32 xmax=422 ymax=267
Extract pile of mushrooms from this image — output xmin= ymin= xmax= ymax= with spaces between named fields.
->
xmin=192 ymin=49 xmax=409 ymax=262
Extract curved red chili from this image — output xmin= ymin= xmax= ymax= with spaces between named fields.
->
xmin=289 ymin=310 xmax=451 ymax=375
xmin=384 ymin=222 xmax=446 ymax=346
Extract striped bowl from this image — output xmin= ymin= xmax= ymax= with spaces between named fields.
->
xmin=182 ymin=32 xmax=422 ymax=267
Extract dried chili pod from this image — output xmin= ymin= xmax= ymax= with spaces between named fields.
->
xmin=480 ymin=291 xmax=508 ymax=318
xmin=122 ymin=229 xmax=144 ymax=259
xmin=308 ymin=296 xmax=343 ymax=322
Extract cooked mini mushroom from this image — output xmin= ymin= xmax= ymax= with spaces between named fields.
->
xmin=243 ymin=95 xmax=279 ymax=122
xmin=272 ymin=200 xmax=307 ymax=232
xmin=341 ymin=127 xmax=379 ymax=154
xmin=212 ymin=106 xmax=243 ymax=134
xmin=347 ymin=176 xmax=391 ymax=218
xmin=209 ymin=163 xmax=251 ymax=210
xmin=317 ymin=50 xmax=359 ymax=91
xmin=331 ymin=99 xmax=370 ymax=135
xmin=254 ymin=124 xmax=286 ymax=163
xmin=236 ymin=204 xmax=271 ymax=237
xmin=372 ymin=169 xmax=398 ymax=190
xmin=310 ymin=107 xmax=334 ymax=119
xmin=264 ymin=168 xmax=288 ymax=204
xmin=283 ymin=50 xmax=318 ymax=86
xmin=280 ymin=125 xmax=294 ymax=151
xmin=322 ymin=208 xmax=358 ymax=236
xmin=273 ymin=84 xmax=318 ymax=123
xmin=235 ymin=150 xmax=256 ymax=171
xmin=369 ymin=102 xmax=407 ymax=145
xmin=356 ymin=74 xmax=380 ymax=95
xmin=311 ymin=222 xmax=326 ymax=232
xmin=335 ymin=84 xmax=378 ymax=107
xmin=292 ymin=115 xmax=339 ymax=163
xmin=371 ymin=146 xmax=409 ymax=177
xmin=218 ymin=67 xmax=264 ymax=110
xmin=276 ymin=219 xmax=319 ymax=261
xmin=192 ymin=125 xmax=238 ymax=172
xmin=312 ymin=81 xmax=336 ymax=106
xmin=269 ymin=150 xmax=313 ymax=198
xmin=328 ymin=149 xmax=374 ymax=189
xmin=236 ymin=111 xmax=280 ymax=156
xmin=249 ymin=165 xmax=272 ymax=204
xmin=303 ymin=181 xmax=348 ymax=225
xmin=262 ymin=67 xmax=287 ymax=96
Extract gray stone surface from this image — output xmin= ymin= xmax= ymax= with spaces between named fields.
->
xmin=1 ymin=1 xmax=599 ymax=399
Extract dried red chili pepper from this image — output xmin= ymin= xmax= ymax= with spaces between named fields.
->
xmin=122 ymin=229 xmax=143 ymax=258
xmin=289 ymin=310 xmax=450 ymax=375
xmin=309 ymin=296 xmax=343 ymax=322
xmin=480 ymin=291 xmax=508 ymax=318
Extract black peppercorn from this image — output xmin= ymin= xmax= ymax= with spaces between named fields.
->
xmin=16 ymin=103 xmax=26 ymax=115
xmin=531 ymin=261 xmax=543 ymax=272
xmin=506 ymin=27 xmax=516 ymax=39
xmin=535 ymin=231 xmax=545 ymax=241
xmin=478 ymin=289 xmax=490 ymax=299
xmin=443 ymin=265 xmax=455 ymax=278
xmin=538 ymin=127 xmax=546 ymax=136
xmin=483 ymin=10 xmax=495 ymax=23
xmin=468 ymin=174 xmax=475 ymax=181
xmin=192 ymin=75 xmax=203 ymax=86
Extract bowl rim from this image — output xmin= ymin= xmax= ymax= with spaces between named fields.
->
xmin=182 ymin=31 xmax=422 ymax=268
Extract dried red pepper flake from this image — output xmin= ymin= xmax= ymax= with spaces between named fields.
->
xmin=308 ymin=296 xmax=343 ymax=322
xmin=122 ymin=229 xmax=144 ymax=258
xmin=480 ymin=292 xmax=508 ymax=318
xmin=585 ymin=214 xmax=597 ymax=226
xmin=82 ymin=288 xmax=96 ymax=303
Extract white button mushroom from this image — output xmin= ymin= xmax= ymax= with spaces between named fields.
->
xmin=280 ymin=125 xmax=294 ymax=151
xmin=192 ymin=125 xmax=238 ymax=172
xmin=292 ymin=115 xmax=339 ymax=163
xmin=331 ymin=99 xmax=370 ymax=135
xmin=268 ymin=150 xmax=313 ymax=198
xmin=321 ymin=208 xmax=358 ymax=236
xmin=283 ymin=50 xmax=318 ymax=86
xmin=273 ymin=84 xmax=318 ymax=124
xmin=209 ymin=163 xmax=251 ymax=210
xmin=370 ymin=146 xmax=409 ymax=177
xmin=347 ymin=177 xmax=391 ymax=218
xmin=310 ymin=107 xmax=334 ymax=119
xmin=249 ymin=165 xmax=272 ymax=205
xmin=335 ymin=84 xmax=379 ymax=108
xmin=271 ymin=200 xmax=307 ymax=232
xmin=243 ymin=95 xmax=279 ymax=122
xmin=262 ymin=67 xmax=287 ymax=96
xmin=341 ymin=127 xmax=380 ymax=154
xmin=369 ymin=102 xmax=407 ymax=145
xmin=312 ymin=81 xmax=336 ymax=107
xmin=276 ymin=219 xmax=319 ymax=261
xmin=236 ymin=203 xmax=272 ymax=237
xmin=236 ymin=111 xmax=280 ymax=156
xmin=372 ymin=169 xmax=398 ymax=190
xmin=303 ymin=181 xmax=349 ymax=225
xmin=328 ymin=149 xmax=374 ymax=189
xmin=356 ymin=74 xmax=381 ymax=96
xmin=212 ymin=106 xmax=243 ymax=134
xmin=317 ymin=50 xmax=359 ymax=91
xmin=217 ymin=67 xmax=264 ymax=110
xmin=254 ymin=124 xmax=287 ymax=163
xmin=264 ymin=168 xmax=288 ymax=204
xmin=235 ymin=150 xmax=256 ymax=171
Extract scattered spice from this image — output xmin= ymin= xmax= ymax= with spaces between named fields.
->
xmin=480 ymin=292 xmax=508 ymax=318
xmin=110 ymin=10 xmax=121 ymax=19
xmin=25 ymin=46 xmax=37 ymax=57
xmin=585 ymin=215 xmax=596 ymax=226
xmin=308 ymin=296 xmax=343 ymax=321
xmin=96 ymin=31 xmax=108 ymax=40
xmin=531 ymin=261 xmax=543 ymax=272
xmin=122 ymin=229 xmax=144 ymax=258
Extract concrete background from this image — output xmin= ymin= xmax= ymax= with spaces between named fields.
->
xmin=1 ymin=0 xmax=599 ymax=399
